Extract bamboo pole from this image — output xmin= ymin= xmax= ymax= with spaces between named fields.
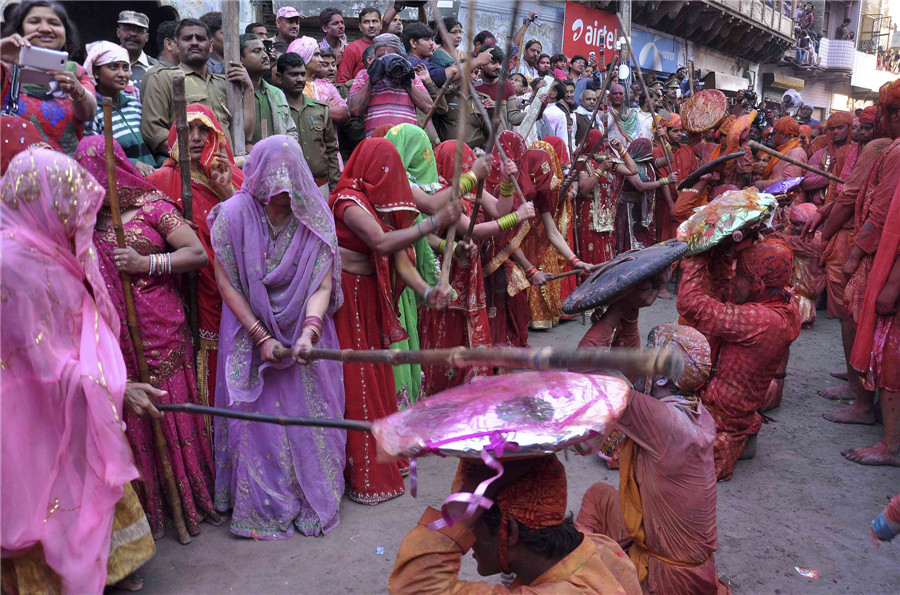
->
xmin=222 ymin=1 xmax=245 ymax=154
xmin=273 ymin=345 xmax=684 ymax=379
xmin=102 ymin=99 xmax=192 ymax=546
xmin=616 ymin=16 xmax=675 ymax=167
xmin=421 ymin=75 xmax=455 ymax=128
xmin=155 ymin=403 xmax=373 ymax=433
xmin=749 ymin=140 xmax=846 ymax=184
xmin=464 ymin=0 xmax=521 ymax=240
xmin=688 ymin=60 xmax=695 ymax=97
xmin=171 ymin=73 xmax=200 ymax=353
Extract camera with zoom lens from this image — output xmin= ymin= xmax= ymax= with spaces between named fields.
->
xmin=383 ymin=55 xmax=415 ymax=86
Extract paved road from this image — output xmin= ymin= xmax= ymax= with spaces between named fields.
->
xmin=132 ymin=299 xmax=899 ymax=594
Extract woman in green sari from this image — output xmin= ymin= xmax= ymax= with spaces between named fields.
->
xmin=383 ymin=123 xmax=490 ymax=405
xmin=430 ymin=17 xmax=463 ymax=68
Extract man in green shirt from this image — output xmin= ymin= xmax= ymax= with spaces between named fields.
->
xmin=240 ymin=34 xmax=297 ymax=146
xmin=276 ymin=53 xmax=341 ymax=192
xmin=141 ymin=18 xmax=255 ymax=159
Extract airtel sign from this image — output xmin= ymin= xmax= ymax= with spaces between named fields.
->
xmin=562 ymin=1 xmax=620 ymax=66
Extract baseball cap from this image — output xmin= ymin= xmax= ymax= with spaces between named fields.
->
xmin=118 ymin=10 xmax=149 ymax=29
xmin=276 ymin=6 xmax=301 ymax=19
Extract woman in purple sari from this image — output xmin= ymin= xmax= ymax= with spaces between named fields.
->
xmin=209 ymin=135 xmax=346 ymax=539
xmin=74 ymin=136 xmax=217 ymax=539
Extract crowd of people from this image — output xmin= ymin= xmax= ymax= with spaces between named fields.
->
xmin=1 ymin=0 xmax=899 ymax=592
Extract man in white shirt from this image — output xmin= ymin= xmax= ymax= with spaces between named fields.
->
xmin=538 ymin=79 xmax=574 ymax=155
xmin=517 ymin=39 xmax=542 ymax=81
xmin=116 ymin=11 xmax=158 ymax=95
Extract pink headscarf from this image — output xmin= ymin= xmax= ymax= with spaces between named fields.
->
xmin=1 ymin=149 xmax=138 ymax=593
xmin=82 ymin=40 xmax=130 ymax=84
xmin=287 ymin=36 xmax=319 ymax=63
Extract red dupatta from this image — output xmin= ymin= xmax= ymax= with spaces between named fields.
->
xmin=330 ymin=139 xmax=420 ymax=346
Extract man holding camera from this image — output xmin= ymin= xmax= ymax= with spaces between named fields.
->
xmin=348 ymin=33 xmax=432 ymax=138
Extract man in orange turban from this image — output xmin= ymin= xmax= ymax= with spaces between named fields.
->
xmin=652 ymin=113 xmax=698 ymax=241
xmin=576 ymin=324 xmax=728 ymax=594
xmin=801 ymin=110 xmax=853 ymax=205
xmin=389 ymin=456 xmax=641 ymax=593
xmin=677 ymin=239 xmax=802 ymax=480
xmin=755 ymin=116 xmax=808 ymax=195
xmin=819 ymin=79 xmax=900 ymax=467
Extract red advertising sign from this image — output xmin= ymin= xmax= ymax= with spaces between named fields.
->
xmin=562 ymin=1 xmax=620 ymax=66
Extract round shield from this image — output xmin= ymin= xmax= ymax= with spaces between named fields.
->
xmin=562 ymin=240 xmax=689 ymax=315
xmin=677 ymin=151 xmax=747 ymax=190
xmin=676 ymin=188 xmax=778 ymax=255
xmin=371 ymin=371 xmax=631 ymax=461
xmin=681 ymin=89 xmax=729 ymax=134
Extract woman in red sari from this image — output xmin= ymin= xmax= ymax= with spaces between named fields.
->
xmin=576 ymin=130 xmax=636 ymax=265
xmin=147 ymin=104 xmax=244 ymax=412
xmin=329 ymin=139 xmax=455 ymax=504
xmin=418 ymin=140 xmax=534 ymax=395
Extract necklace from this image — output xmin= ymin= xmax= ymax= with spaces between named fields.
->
xmin=264 ymin=209 xmax=291 ymax=239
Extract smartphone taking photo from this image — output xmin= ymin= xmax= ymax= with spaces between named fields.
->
xmin=18 ymin=45 xmax=68 ymax=86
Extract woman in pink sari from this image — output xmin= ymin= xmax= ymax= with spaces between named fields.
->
xmin=0 ymin=149 xmax=155 ymax=592
xmin=74 ymin=136 xmax=217 ymax=539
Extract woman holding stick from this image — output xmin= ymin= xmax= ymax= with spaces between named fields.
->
xmin=419 ymin=139 xmax=534 ymax=395
xmin=74 ymin=136 xmax=216 ymax=539
xmin=209 ymin=136 xmax=346 ymax=539
xmin=575 ymin=129 xmax=636 ymax=265
xmin=616 ymin=138 xmax=660 ymax=254
xmin=148 ymin=104 xmax=244 ymax=410
xmin=329 ymin=138 xmax=455 ymax=504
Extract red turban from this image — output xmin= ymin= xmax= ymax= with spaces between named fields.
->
xmin=462 ymin=455 xmax=567 ymax=573
xmin=662 ymin=113 xmax=682 ymax=129
xmin=879 ymin=79 xmax=900 ymax=111
xmin=826 ymin=110 xmax=853 ymax=128
xmin=774 ymin=116 xmax=800 ymax=137
xmin=737 ymin=238 xmax=794 ymax=298
xmin=1 ymin=116 xmax=49 ymax=175
xmin=789 ymin=202 xmax=818 ymax=224
xmin=645 ymin=324 xmax=712 ymax=392
xmin=859 ymin=105 xmax=878 ymax=126
xmin=799 ymin=124 xmax=812 ymax=140
xmin=716 ymin=115 xmax=737 ymax=138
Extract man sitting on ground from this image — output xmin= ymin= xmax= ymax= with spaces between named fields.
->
xmin=389 ymin=456 xmax=641 ymax=593
xmin=577 ymin=323 xmax=727 ymax=594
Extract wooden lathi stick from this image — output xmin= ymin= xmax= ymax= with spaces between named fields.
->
xmin=273 ymin=345 xmax=684 ymax=379
xmin=171 ymin=73 xmax=200 ymax=353
xmin=749 ymin=140 xmax=846 ymax=184
xmin=102 ymin=99 xmax=192 ymax=546
xmin=616 ymin=16 xmax=675 ymax=168
xmin=688 ymin=60 xmax=695 ymax=97
xmin=543 ymin=269 xmax=581 ymax=282
xmin=422 ymin=75 xmax=454 ymax=128
xmin=222 ymin=0 xmax=245 ymax=155
xmin=464 ymin=0 xmax=521 ymax=240
xmin=156 ymin=403 xmax=373 ymax=433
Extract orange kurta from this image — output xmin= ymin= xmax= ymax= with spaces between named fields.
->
xmin=389 ymin=508 xmax=641 ymax=594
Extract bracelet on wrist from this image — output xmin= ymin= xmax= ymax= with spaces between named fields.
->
xmin=567 ymin=255 xmax=582 ymax=268
xmin=497 ymin=212 xmax=520 ymax=231
xmin=459 ymin=172 xmax=477 ymax=195
xmin=423 ymin=285 xmax=435 ymax=302
xmin=658 ymin=177 xmax=668 ymax=186
xmin=499 ymin=180 xmax=515 ymax=196
xmin=525 ymin=266 xmax=538 ymax=280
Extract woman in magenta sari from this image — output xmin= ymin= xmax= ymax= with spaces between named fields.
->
xmin=210 ymin=136 xmax=346 ymax=539
xmin=74 ymin=136 xmax=216 ymax=539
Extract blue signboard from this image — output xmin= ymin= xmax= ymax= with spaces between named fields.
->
xmin=631 ymin=28 xmax=682 ymax=74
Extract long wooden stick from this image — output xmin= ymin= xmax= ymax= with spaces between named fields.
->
xmin=543 ymin=269 xmax=581 ymax=282
xmin=171 ymin=73 xmax=200 ymax=353
xmin=102 ymin=99 xmax=192 ymax=546
xmin=222 ymin=0 xmax=245 ymax=154
xmin=749 ymin=140 xmax=845 ymax=184
xmin=464 ymin=0 xmax=521 ymax=240
xmin=156 ymin=403 xmax=373 ymax=433
xmin=616 ymin=16 xmax=675 ymax=168
xmin=273 ymin=345 xmax=684 ymax=379
xmin=422 ymin=75 xmax=455 ymax=128
xmin=688 ymin=60 xmax=695 ymax=97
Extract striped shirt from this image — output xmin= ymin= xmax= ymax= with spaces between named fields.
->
xmin=348 ymin=69 xmax=427 ymax=138
xmin=85 ymin=91 xmax=155 ymax=167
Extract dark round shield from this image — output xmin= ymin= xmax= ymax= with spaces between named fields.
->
xmin=562 ymin=240 xmax=689 ymax=315
xmin=677 ymin=151 xmax=747 ymax=190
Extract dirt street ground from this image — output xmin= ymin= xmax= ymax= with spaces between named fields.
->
xmin=133 ymin=299 xmax=900 ymax=594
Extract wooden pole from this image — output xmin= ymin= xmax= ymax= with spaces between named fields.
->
xmin=222 ymin=0 xmax=245 ymax=154
xmin=422 ymin=75 xmax=455 ymax=128
xmin=616 ymin=16 xmax=675 ymax=167
xmin=749 ymin=140 xmax=846 ymax=184
xmin=102 ymin=99 xmax=192 ymax=546
xmin=688 ymin=60 xmax=695 ymax=97
xmin=156 ymin=403 xmax=373 ymax=433
xmin=171 ymin=73 xmax=200 ymax=353
xmin=273 ymin=345 xmax=684 ymax=379
xmin=542 ymin=269 xmax=581 ymax=282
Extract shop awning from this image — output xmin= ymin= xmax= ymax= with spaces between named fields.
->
xmin=766 ymin=73 xmax=806 ymax=91
xmin=703 ymin=71 xmax=752 ymax=92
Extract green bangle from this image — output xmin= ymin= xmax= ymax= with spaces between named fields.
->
xmin=497 ymin=212 xmax=520 ymax=231
xmin=659 ymin=177 xmax=668 ymax=186
xmin=499 ymin=181 xmax=515 ymax=195
xmin=459 ymin=172 xmax=477 ymax=195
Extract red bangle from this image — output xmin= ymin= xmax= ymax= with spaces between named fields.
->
xmin=525 ymin=266 xmax=538 ymax=280
xmin=568 ymin=256 xmax=582 ymax=267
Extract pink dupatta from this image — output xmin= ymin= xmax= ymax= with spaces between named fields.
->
xmin=0 ymin=149 xmax=138 ymax=593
